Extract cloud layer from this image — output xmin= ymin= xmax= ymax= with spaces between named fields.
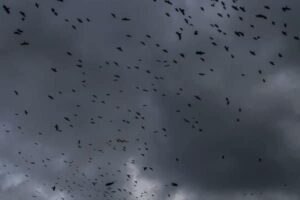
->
xmin=1 ymin=0 xmax=300 ymax=199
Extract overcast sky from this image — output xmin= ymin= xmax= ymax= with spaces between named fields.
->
xmin=1 ymin=0 xmax=300 ymax=199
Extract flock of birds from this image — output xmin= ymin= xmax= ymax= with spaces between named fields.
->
xmin=0 ymin=0 xmax=299 ymax=199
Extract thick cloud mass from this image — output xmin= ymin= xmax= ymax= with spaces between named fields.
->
xmin=1 ymin=0 xmax=300 ymax=199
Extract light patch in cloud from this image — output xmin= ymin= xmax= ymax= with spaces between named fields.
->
xmin=279 ymin=119 xmax=300 ymax=153
xmin=126 ymin=157 xmax=162 ymax=199
xmin=1 ymin=173 xmax=26 ymax=191
xmin=254 ymin=69 xmax=300 ymax=95
xmin=34 ymin=182 xmax=69 ymax=200
xmin=172 ymin=190 xmax=190 ymax=200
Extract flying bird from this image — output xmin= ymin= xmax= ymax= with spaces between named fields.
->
xmin=2 ymin=5 xmax=10 ymax=14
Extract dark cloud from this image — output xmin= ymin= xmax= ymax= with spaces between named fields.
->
xmin=0 ymin=0 xmax=300 ymax=199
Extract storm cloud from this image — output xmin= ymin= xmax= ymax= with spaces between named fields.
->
xmin=1 ymin=0 xmax=300 ymax=199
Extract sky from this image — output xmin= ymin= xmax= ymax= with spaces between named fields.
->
xmin=1 ymin=0 xmax=300 ymax=199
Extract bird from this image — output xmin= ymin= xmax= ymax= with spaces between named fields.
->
xmin=175 ymin=32 xmax=182 ymax=40
xmin=282 ymin=6 xmax=291 ymax=12
xmin=51 ymin=67 xmax=57 ymax=72
xmin=249 ymin=50 xmax=256 ymax=56
xmin=256 ymin=14 xmax=267 ymax=19
xmin=116 ymin=47 xmax=123 ymax=52
xmin=111 ymin=13 xmax=116 ymax=18
xmin=105 ymin=181 xmax=115 ymax=186
xmin=20 ymin=41 xmax=29 ymax=46
xmin=121 ymin=17 xmax=131 ymax=21
xmin=195 ymin=51 xmax=205 ymax=55
xmin=2 ymin=5 xmax=10 ymax=14
xmin=171 ymin=182 xmax=178 ymax=187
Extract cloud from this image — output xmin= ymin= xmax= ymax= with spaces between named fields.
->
xmin=1 ymin=0 xmax=300 ymax=199
xmin=126 ymin=158 xmax=162 ymax=199
xmin=1 ymin=173 xmax=25 ymax=191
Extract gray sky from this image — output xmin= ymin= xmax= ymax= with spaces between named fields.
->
xmin=1 ymin=0 xmax=300 ymax=199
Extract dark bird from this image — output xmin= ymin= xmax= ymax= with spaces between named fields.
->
xmin=195 ymin=51 xmax=205 ymax=55
xmin=2 ymin=5 xmax=10 ymax=14
xmin=175 ymin=32 xmax=182 ymax=40
xmin=105 ymin=181 xmax=115 ymax=186
xmin=14 ymin=29 xmax=23 ymax=35
xmin=51 ymin=68 xmax=57 ymax=72
xmin=224 ymin=46 xmax=229 ymax=51
xmin=240 ymin=6 xmax=246 ymax=12
xmin=194 ymin=95 xmax=202 ymax=101
xmin=164 ymin=0 xmax=173 ymax=5
xmin=54 ymin=124 xmax=61 ymax=132
xmin=19 ymin=11 xmax=26 ymax=18
xmin=256 ymin=14 xmax=267 ymax=19
xmin=121 ymin=17 xmax=131 ymax=21
xmin=171 ymin=182 xmax=178 ymax=187
xmin=249 ymin=50 xmax=256 ymax=56
xmin=111 ymin=13 xmax=116 ymax=18
xmin=282 ymin=6 xmax=291 ymax=12
xmin=20 ymin=41 xmax=29 ymax=46
xmin=116 ymin=47 xmax=123 ymax=52
xmin=116 ymin=139 xmax=128 ymax=143
xmin=234 ymin=31 xmax=244 ymax=37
